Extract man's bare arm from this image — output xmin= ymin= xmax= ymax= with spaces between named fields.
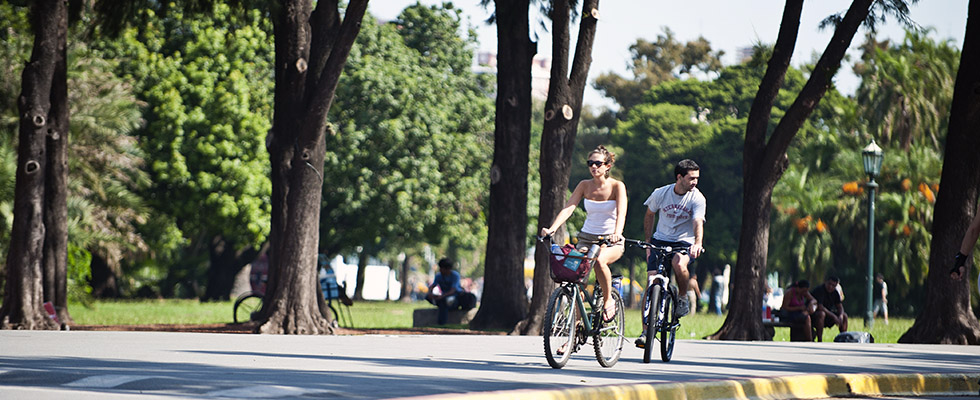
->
xmin=644 ymin=208 xmax=656 ymax=241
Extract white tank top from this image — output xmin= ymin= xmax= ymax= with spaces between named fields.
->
xmin=581 ymin=199 xmax=617 ymax=235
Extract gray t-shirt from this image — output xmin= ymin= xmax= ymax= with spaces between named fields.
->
xmin=643 ymin=183 xmax=706 ymax=244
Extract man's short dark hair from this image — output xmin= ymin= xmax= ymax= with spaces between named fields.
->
xmin=826 ymin=275 xmax=840 ymax=284
xmin=675 ymin=159 xmax=700 ymax=178
xmin=438 ymin=258 xmax=454 ymax=270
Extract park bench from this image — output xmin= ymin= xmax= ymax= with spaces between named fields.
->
xmin=763 ymin=314 xmax=813 ymax=342
xmin=412 ymin=308 xmax=478 ymax=327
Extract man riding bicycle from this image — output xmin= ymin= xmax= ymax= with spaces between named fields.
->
xmin=637 ymin=159 xmax=705 ymax=347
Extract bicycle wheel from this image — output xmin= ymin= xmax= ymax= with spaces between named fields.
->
xmin=233 ymin=292 xmax=263 ymax=323
xmin=543 ymin=286 xmax=577 ymax=369
xmin=643 ymin=285 xmax=661 ymax=364
xmin=660 ymin=289 xmax=676 ymax=362
xmin=594 ymin=290 xmax=625 ymax=367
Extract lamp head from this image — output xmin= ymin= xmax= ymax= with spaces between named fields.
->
xmin=862 ymin=140 xmax=883 ymax=177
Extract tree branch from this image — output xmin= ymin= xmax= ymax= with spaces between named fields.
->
xmin=304 ymin=0 xmax=369 ymax=132
xmin=763 ymin=0 xmax=873 ymax=172
xmin=744 ymin=0 xmax=802 ymax=169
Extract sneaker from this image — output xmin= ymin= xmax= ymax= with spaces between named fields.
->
xmin=634 ymin=334 xmax=646 ymax=348
xmin=675 ymin=297 xmax=690 ymax=318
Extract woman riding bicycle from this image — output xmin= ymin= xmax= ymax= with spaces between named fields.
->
xmin=540 ymin=145 xmax=627 ymax=322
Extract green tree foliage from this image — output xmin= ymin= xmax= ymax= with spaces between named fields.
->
xmin=594 ymin=27 xmax=724 ymax=111
xmin=100 ymin=4 xmax=273 ymax=297
xmin=65 ymin=42 xmax=151 ymax=298
xmin=321 ymin=6 xmax=493 ymax=268
xmin=614 ymin=57 xmax=801 ymax=270
xmin=1 ymin=4 xmax=151 ymax=299
xmin=0 ymin=4 xmax=32 ymax=267
xmin=854 ymin=29 xmax=959 ymax=150
xmin=767 ymin=29 xmax=958 ymax=316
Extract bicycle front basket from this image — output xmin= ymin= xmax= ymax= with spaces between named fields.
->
xmin=550 ymin=244 xmax=592 ymax=283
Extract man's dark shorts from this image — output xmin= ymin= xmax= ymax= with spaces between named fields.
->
xmin=646 ymin=238 xmax=692 ymax=272
xmin=822 ymin=311 xmax=841 ymax=327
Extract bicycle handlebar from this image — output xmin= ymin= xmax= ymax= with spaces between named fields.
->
xmin=624 ymin=239 xmax=691 ymax=255
xmin=538 ymin=234 xmax=615 ymax=246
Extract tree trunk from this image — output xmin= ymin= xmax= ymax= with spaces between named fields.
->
xmin=469 ymin=0 xmax=535 ymax=332
xmin=353 ymin=250 xmax=368 ymax=301
xmin=517 ymin=0 xmax=600 ymax=336
xmin=709 ymin=0 xmax=872 ymax=340
xmin=1 ymin=0 xmax=66 ymax=331
xmin=900 ymin=0 xmax=980 ymax=344
xmin=42 ymin=3 xmax=71 ymax=325
xmin=202 ymin=236 xmax=263 ymax=301
xmin=399 ymin=254 xmax=411 ymax=302
xmin=708 ymin=174 xmax=778 ymax=340
xmin=258 ymin=0 xmax=368 ymax=335
xmin=88 ymin=253 xmax=119 ymax=298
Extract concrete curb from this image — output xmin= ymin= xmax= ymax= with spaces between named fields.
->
xmin=426 ymin=373 xmax=980 ymax=400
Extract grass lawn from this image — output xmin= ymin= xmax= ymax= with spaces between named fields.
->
xmin=68 ymin=299 xmax=914 ymax=343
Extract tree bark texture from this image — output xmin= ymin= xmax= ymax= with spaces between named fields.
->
xmin=709 ymin=0 xmax=872 ymax=340
xmin=42 ymin=1 xmax=71 ymax=325
xmin=469 ymin=0 xmax=535 ymax=332
xmin=517 ymin=0 xmax=600 ymax=336
xmin=900 ymin=0 xmax=980 ymax=344
xmin=260 ymin=0 xmax=368 ymax=334
xmin=1 ymin=0 xmax=66 ymax=330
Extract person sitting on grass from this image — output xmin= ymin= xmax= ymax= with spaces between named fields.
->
xmin=426 ymin=258 xmax=477 ymax=325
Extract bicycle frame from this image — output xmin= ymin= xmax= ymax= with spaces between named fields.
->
xmin=566 ymin=281 xmax=600 ymax=335
xmin=541 ymin=234 xmax=625 ymax=369
xmin=627 ymin=239 xmax=689 ymax=363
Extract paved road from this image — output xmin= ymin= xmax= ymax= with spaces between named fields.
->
xmin=1 ymin=331 xmax=978 ymax=399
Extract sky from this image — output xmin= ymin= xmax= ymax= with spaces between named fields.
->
xmin=368 ymin=0 xmax=969 ymax=109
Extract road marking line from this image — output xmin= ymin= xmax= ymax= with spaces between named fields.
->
xmin=206 ymin=385 xmax=333 ymax=398
xmin=64 ymin=375 xmax=149 ymax=388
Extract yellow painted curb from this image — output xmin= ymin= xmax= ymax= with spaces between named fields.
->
xmin=424 ymin=372 xmax=980 ymax=400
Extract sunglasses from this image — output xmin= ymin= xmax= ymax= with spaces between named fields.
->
xmin=587 ymin=160 xmax=606 ymax=167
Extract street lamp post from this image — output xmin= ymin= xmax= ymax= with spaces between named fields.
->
xmin=861 ymin=140 xmax=883 ymax=329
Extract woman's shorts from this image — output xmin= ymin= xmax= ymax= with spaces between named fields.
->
xmin=576 ymin=232 xmax=624 ymax=252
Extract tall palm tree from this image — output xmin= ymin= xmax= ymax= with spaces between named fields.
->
xmin=854 ymin=30 xmax=959 ymax=151
xmin=66 ymin=43 xmax=149 ymax=299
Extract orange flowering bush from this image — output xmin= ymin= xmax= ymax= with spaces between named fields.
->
xmin=815 ymin=219 xmax=828 ymax=234
xmin=794 ymin=216 xmax=812 ymax=234
xmin=842 ymin=181 xmax=864 ymax=196
xmin=900 ymin=178 xmax=912 ymax=191
xmin=918 ymin=182 xmax=935 ymax=203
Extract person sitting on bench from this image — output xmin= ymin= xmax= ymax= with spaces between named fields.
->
xmin=426 ymin=258 xmax=477 ymax=325
xmin=778 ymin=279 xmax=817 ymax=341
xmin=811 ymin=276 xmax=848 ymax=342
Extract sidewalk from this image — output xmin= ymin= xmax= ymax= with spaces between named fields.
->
xmin=1 ymin=331 xmax=978 ymax=399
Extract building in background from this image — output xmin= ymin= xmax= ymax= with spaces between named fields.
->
xmin=476 ymin=51 xmax=552 ymax=101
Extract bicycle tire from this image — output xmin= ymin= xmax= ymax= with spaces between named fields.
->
xmin=594 ymin=290 xmax=625 ymax=367
xmin=233 ymin=292 xmax=263 ymax=324
xmin=643 ymin=285 xmax=661 ymax=364
xmin=543 ymin=286 xmax=576 ymax=369
xmin=660 ymin=289 xmax=675 ymax=362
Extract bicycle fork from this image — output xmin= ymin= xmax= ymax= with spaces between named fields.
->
xmin=642 ymin=274 xmax=670 ymax=329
